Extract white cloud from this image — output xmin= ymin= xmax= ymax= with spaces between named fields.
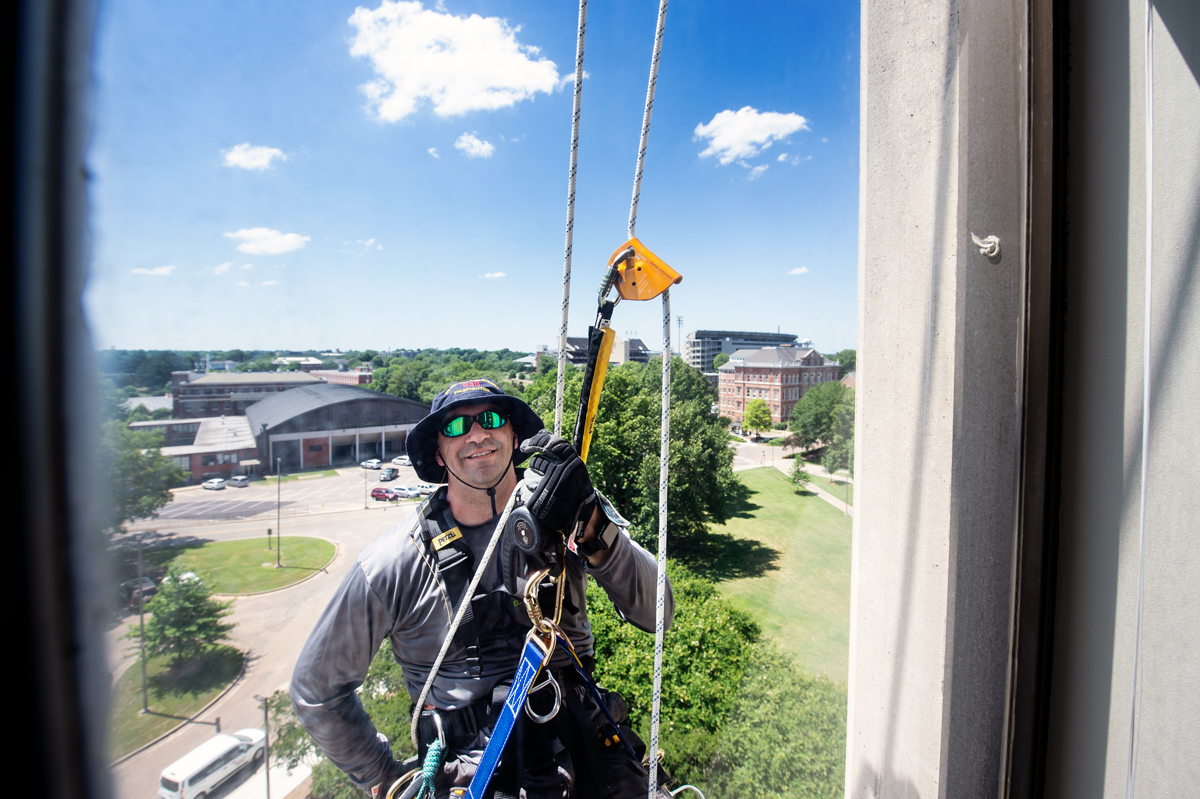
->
xmin=214 ymin=262 xmax=233 ymax=274
xmin=455 ymin=132 xmax=494 ymax=158
xmin=241 ymin=263 xmax=255 ymax=270
xmin=223 ymin=228 xmax=310 ymax=255
xmin=748 ymin=164 xmax=769 ymax=180
xmin=222 ymin=143 xmax=287 ymax=170
xmin=260 ymin=279 xmax=281 ymax=286
xmin=428 ymin=147 xmax=440 ymax=159
xmin=788 ymin=267 xmax=810 ymax=275
xmin=480 ymin=271 xmax=506 ymax=278
xmin=131 ymin=265 xmax=174 ymax=276
xmin=777 ymin=153 xmax=789 ymax=162
xmin=348 ymin=1 xmax=561 ymax=122
xmin=694 ymin=106 xmax=810 ymax=165
xmin=236 ymin=280 xmax=251 ymax=287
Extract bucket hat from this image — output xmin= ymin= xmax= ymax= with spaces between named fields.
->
xmin=406 ymin=378 xmax=545 ymax=483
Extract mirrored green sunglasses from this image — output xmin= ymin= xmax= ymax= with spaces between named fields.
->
xmin=441 ymin=409 xmax=509 ymax=437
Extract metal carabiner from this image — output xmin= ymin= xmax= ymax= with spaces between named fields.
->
xmin=524 ymin=671 xmax=562 ymax=723
xmin=598 ymin=247 xmax=634 ymax=306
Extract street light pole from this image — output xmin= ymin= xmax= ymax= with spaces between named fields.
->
xmin=137 ymin=536 xmax=148 ymax=714
xmin=254 ymin=694 xmax=271 ymax=799
xmin=276 ymin=456 xmax=282 ymax=568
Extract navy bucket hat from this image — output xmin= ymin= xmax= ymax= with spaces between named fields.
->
xmin=406 ymin=378 xmax=545 ymax=483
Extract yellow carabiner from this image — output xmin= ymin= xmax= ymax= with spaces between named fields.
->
xmin=607 ymin=237 xmax=682 ymax=302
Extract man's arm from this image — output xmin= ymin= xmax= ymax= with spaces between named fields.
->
xmin=581 ymin=505 xmax=674 ymax=634
xmin=290 ymin=564 xmax=405 ymax=791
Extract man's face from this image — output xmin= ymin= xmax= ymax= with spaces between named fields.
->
xmin=435 ymin=402 xmax=515 ymax=487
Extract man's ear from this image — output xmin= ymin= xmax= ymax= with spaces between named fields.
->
xmin=435 ymin=448 xmax=444 ymax=467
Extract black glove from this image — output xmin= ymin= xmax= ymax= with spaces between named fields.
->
xmin=520 ymin=431 xmax=596 ymax=534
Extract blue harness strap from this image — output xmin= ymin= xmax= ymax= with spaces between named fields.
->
xmin=456 ymin=633 xmax=553 ymax=799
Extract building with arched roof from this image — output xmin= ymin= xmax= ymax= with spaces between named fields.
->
xmin=245 ymin=383 xmax=429 ymax=471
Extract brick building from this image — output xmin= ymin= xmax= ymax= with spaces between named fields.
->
xmin=717 ymin=346 xmax=840 ymax=428
xmin=172 ymin=371 xmax=323 ymax=419
xmin=311 ymin=366 xmax=374 ymax=386
xmin=130 ymin=416 xmax=261 ymax=485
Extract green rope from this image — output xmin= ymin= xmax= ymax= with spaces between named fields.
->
xmin=415 ymin=739 xmax=446 ymax=799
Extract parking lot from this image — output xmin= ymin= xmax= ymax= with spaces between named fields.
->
xmin=147 ymin=463 xmax=436 ymax=525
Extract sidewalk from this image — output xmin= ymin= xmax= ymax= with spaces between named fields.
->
xmin=226 ymin=761 xmax=312 ymax=799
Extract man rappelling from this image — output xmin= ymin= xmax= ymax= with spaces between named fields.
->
xmin=290 ymin=378 xmax=673 ymax=799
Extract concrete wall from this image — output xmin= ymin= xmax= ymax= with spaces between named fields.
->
xmin=850 ymin=0 xmax=1200 ymax=797
xmin=848 ymin=0 xmax=1028 ymax=796
xmin=1046 ymin=1 xmax=1200 ymax=796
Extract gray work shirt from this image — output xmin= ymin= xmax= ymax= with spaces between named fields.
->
xmin=289 ymin=490 xmax=672 ymax=790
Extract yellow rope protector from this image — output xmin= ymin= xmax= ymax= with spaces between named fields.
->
xmin=607 ymin=237 xmax=681 ymax=302
xmin=579 ymin=327 xmax=614 ymax=463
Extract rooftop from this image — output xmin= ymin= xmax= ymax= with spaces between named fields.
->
xmin=187 ymin=372 xmax=323 ymax=386
xmin=160 ymin=416 xmax=255 ymax=456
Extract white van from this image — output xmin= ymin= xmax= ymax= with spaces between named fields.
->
xmin=158 ymin=729 xmax=265 ymax=799
xmin=227 ymin=475 xmax=250 ymax=487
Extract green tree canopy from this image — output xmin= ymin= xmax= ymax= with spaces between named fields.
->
xmin=712 ymin=353 xmax=730 ymax=369
xmin=98 ymin=421 xmax=185 ymax=533
xmin=743 ymin=399 xmax=773 ymax=435
xmin=828 ymin=348 xmax=856 ymax=379
xmin=132 ymin=566 xmax=234 ymax=666
xmin=788 ymin=381 xmax=851 ymax=449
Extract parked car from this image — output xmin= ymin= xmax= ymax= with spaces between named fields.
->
xmin=417 ymin=482 xmax=436 ymax=496
xmin=391 ymin=455 xmax=411 ymax=466
xmin=119 ymin=577 xmax=157 ymax=609
xmin=202 ymin=478 xmax=227 ymax=490
xmin=370 ymin=487 xmax=396 ymax=502
xmin=392 ymin=485 xmax=420 ymax=499
xmin=227 ymin=475 xmax=250 ymax=487
xmin=380 ymin=467 xmax=399 ymax=481
xmin=361 ymin=459 xmax=382 ymax=470
xmin=157 ymin=728 xmax=266 ymax=799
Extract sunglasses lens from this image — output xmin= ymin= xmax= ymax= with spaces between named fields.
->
xmin=442 ymin=416 xmax=467 ymax=437
xmin=480 ymin=410 xmax=507 ymax=430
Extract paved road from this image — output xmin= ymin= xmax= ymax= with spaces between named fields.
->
xmin=109 ymin=503 xmax=410 ymax=799
xmin=730 ymin=439 xmax=854 ymax=516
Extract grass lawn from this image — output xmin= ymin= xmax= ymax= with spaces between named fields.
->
xmin=122 ymin=537 xmax=335 ymax=594
xmin=257 ymin=470 xmax=339 ymax=485
xmin=714 ymin=467 xmax=852 ymax=681
xmin=108 ymin=645 xmax=243 ymax=760
xmin=807 ymin=473 xmax=854 ymax=507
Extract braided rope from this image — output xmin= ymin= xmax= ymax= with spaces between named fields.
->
xmin=649 ymin=289 xmax=671 ymax=799
xmin=627 ymin=0 xmax=669 ymax=239
xmin=415 ymin=739 xmax=445 ymax=799
xmin=554 ymin=0 xmax=589 ymax=436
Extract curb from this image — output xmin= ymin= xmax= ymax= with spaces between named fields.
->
xmin=211 ymin=540 xmax=341 ymax=600
xmin=108 ymin=648 xmax=248 ymax=768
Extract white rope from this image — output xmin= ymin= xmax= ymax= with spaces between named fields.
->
xmin=1125 ymin=2 xmax=1153 ymax=797
xmin=649 ymin=289 xmax=671 ymax=799
xmin=410 ymin=489 xmax=521 ymax=749
xmin=628 ymin=0 xmax=669 ymax=240
xmin=621 ymin=2 xmax=671 ymax=795
xmin=554 ymin=0 xmax=589 ymax=437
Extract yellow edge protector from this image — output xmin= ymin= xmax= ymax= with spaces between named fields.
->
xmin=579 ymin=327 xmax=614 ymax=463
xmin=608 ymin=236 xmax=682 ymax=302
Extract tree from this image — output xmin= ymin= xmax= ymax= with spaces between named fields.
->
xmin=712 ymin=353 xmax=730 ymax=369
xmin=789 ymin=459 xmax=812 ymax=491
xmin=743 ymin=399 xmax=773 ymax=436
xmin=788 ymin=381 xmax=850 ymax=449
xmin=828 ymin=348 xmax=856 ymax=378
xmin=133 ymin=565 xmax=234 ymax=666
xmin=822 ymin=388 xmax=855 ymax=475
xmin=98 ymin=421 xmax=185 ymax=533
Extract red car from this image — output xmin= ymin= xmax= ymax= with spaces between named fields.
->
xmin=370 ymin=487 xmax=396 ymax=501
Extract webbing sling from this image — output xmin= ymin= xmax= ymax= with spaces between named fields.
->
xmin=419 ymin=498 xmax=483 ymax=677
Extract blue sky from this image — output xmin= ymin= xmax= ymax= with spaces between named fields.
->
xmin=85 ymin=0 xmax=860 ymax=354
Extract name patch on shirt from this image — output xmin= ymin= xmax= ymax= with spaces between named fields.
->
xmin=432 ymin=527 xmax=463 ymax=550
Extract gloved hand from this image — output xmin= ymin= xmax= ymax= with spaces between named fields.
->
xmin=519 ymin=431 xmax=596 ymax=534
